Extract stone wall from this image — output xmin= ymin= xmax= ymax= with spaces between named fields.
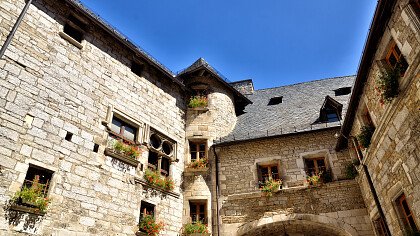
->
xmin=348 ymin=0 xmax=420 ymax=235
xmin=217 ymin=128 xmax=351 ymax=195
xmin=219 ymin=180 xmax=373 ymax=236
xmin=0 ymin=0 xmax=186 ymax=235
xmin=215 ymin=128 xmax=374 ymax=235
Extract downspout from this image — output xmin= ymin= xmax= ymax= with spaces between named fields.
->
xmin=361 ymin=164 xmax=392 ymax=235
xmin=352 ymin=138 xmax=391 ymax=235
xmin=212 ymin=145 xmax=221 ymax=236
xmin=0 ymin=0 xmax=33 ymax=59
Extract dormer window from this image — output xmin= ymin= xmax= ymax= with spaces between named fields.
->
xmin=334 ymin=87 xmax=351 ymax=96
xmin=268 ymin=96 xmax=283 ymax=105
xmin=316 ymin=96 xmax=342 ymax=123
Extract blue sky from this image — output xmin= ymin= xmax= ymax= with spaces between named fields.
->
xmin=79 ymin=0 xmax=377 ymax=90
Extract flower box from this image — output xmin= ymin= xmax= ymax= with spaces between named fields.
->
xmin=104 ymin=148 xmax=140 ymax=167
xmin=9 ymin=204 xmax=45 ymax=216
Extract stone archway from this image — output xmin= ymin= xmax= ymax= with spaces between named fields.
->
xmin=237 ymin=213 xmax=357 ymax=236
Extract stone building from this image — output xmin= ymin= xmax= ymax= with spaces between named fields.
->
xmin=0 ymin=0 xmax=418 ymax=236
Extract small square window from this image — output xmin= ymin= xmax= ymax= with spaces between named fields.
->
xmin=63 ymin=15 xmax=86 ymax=43
xmin=140 ymin=201 xmax=155 ymax=223
xmin=131 ymin=62 xmax=144 ymax=77
xmin=189 ymin=200 xmax=207 ymax=224
xmin=189 ymin=141 xmax=207 ymax=162
xmin=373 ymin=216 xmax=390 ymax=236
xmin=148 ymin=152 xmax=159 ymax=171
xmin=257 ymin=163 xmax=280 ymax=187
xmin=334 ymin=87 xmax=351 ymax=96
xmin=304 ymin=157 xmax=326 ymax=176
xmin=110 ymin=116 xmax=137 ymax=142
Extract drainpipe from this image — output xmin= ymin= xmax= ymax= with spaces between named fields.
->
xmin=350 ymin=137 xmax=391 ymax=235
xmin=361 ymin=164 xmax=392 ymax=236
xmin=212 ymin=145 xmax=221 ymax=236
xmin=0 ymin=0 xmax=33 ymax=59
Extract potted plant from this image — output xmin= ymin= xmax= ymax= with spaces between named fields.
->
xmin=183 ymin=221 xmax=210 ymax=235
xmin=306 ymin=172 xmax=322 ymax=186
xmin=188 ymin=96 xmax=208 ymax=108
xmin=105 ymin=137 xmax=142 ymax=166
xmin=12 ymin=177 xmax=50 ymax=214
xmin=260 ymin=179 xmax=282 ymax=197
xmin=138 ymin=214 xmax=164 ymax=236
xmin=188 ymin=158 xmax=208 ymax=169
xmin=357 ymin=125 xmax=375 ymax=149
xmin=111 ymin=139 xmax=141 ymax=159
xmin=144 ymin=169 xmax=175 ymax=191
xmin=376 ymin=64 xmax=402 ymax=104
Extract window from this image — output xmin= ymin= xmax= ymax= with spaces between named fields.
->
xmin=63 ymin=15 xmax=86 ymax=43
xmin=131 ymin=61 xmax=144 ymax=77
xmin=23 ymin=165 xmax=53 ymax=195
xmin=257 ymin=163 xmax=280 ymax=187
xmin=396 ymin=193 xmax=419 ymax=232
xmin=362 ymin=108 xmax=376 ymax=130
xmin=304 ymin=157 xmax=326 ymax=176
xmin=325 ymin=108 xmax=339 ymax=122
xmin=373 ymin=216 xmax=390 ymax=236
xmin=334 ymin=87 xmax=352 ymax=96
xmin=189 ymin=201 xmax=207 ymax=223
xmin=140 ymin=201 xmax=155 ymax=220
xmin=148 ymin=152 xmax=159 ymax=170
xmin=147 ymin=130 xmax=176 ymax=176
xmin=385 ymin=42 xmax=408 ymax=76
xmin=110 ymin=116 xmax=137 ymax=142
xmin=160 ymin=157 xmax=170 ymax=176
xmin=268 ymin=96 xmax=283 ymax=105
xmin=190 ymin=142 xmax=206 ymax=162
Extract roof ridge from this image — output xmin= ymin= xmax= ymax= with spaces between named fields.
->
xmin=253 ymin=75 xmax=356 ymax=92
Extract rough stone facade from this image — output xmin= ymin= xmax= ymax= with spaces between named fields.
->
xmin=0 ymin=0 xmax=186 ymax=235
xmin=0 ymin=0 xmax=418 ymax=235
xmin=215 ymin=129 xmax=373 ymax=235
xmin=342 ymin=0 xmax=420 ymax=235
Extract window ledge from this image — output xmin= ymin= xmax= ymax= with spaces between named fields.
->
xmin=59 ymin=31 xmax=83 ymax=49
xmin=184 ymin=167 xmax=209 ymax=175
xmin=9 ymin=204 xmax=46 ymax=216
xmin=134 ymin=178 xmax=180 ymax=198
xmin=187 ymin=107 xmax=209 ymax=112
xmin=104 ymin=148 xmax=140 ymax=167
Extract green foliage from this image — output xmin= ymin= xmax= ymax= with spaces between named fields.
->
xmin=345 ymin=159 xmax=360 ymax=179
xmin=184 ymin=221 xmax=209 ymax=235
xmin=188 ymin=158 xmax=208 ymax=169
xmin=306 ymin=172 xmax=322 ymax=186
xmin=357 ymin=126 xmax=375 ymax=149
xmin=260 ymin=179 xmax=282 ymax=197
xmin=376 ymin=66 xmax=401 ymax=104
xmin=138 ymin=214 xmax=164 ymax=236
xmin=112 ymin=139 xmax=141 ymax=159
xmin=144 ymin=169 xmax=175 ymax=191
xmin=13 ymin=178 xmax=51 ymax=213
xmin=188 ymin=96 xmax=208 ymax=108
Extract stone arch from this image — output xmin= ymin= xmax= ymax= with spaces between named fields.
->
xmin=237 ymin=213 xmax=358 ymax=236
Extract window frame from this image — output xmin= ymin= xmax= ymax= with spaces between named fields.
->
xmin=23 ymin=165 xmax=54 ymax=197
xmin=257 ymin=161 xmax=281 ymax=187
xmin=385 ymin=41 xmax=408 ymax=76
xmin=395 ymin=193 xmax=419 ymax=232
xmin=373 ymin=216 xmax=390 ymax=236
xmin=110 ymin=115 xmax=138 ymax=143
xmin=146 ymin=129 xmax=176 ymax=177
xmin=189 ymin=141 xmax=207 ymax=162
xmin=304 ymin=157 xmax=327 ymax=176
xmin=189 ymin=200 xmax=207 ymax=224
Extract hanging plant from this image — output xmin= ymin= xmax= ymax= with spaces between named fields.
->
xmin=357 ymin=126 xmax=375 ymax=149
xmin=376 ymin=65 xmax=402 ymax=104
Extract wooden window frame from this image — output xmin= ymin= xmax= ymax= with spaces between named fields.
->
xmin=304 ymin=157 xmax=326 ymax=176
xmin=189 ymin=141 xmax=207 ymax=162
xmin=385 ymin=42 xmax=408 ymax=76
xmin=373 ymin=216 xmax=390 ymax=236
xmin=257 ymin=162 xmax=281 ymax=187
xmin=396 ymin=193 xmax=419 ymax=232
xmin=147 ymin=130 xmax=176 ymax=177
xmin=189 ymin=201 xmax=207 ymax=224
xmin=139 ymin=201 xmax=155 ymax=232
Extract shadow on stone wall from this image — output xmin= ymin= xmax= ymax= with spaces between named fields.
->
xmin=3 ymin=200 xmax=43 ymax=233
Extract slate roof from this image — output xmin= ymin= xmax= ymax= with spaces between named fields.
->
xmin=216 ymin=76 xmax=356 ymax=144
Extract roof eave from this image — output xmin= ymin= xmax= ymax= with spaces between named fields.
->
xmin=335 ymin=0 xmax=397 ymax=151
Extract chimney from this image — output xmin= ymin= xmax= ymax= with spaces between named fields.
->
xmin=230 ymin=79 xmax=254 ymax=95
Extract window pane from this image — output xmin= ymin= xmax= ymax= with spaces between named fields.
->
xmin=199 ymin=144 xmax=206 ymax=151
xmin=123 ymin=124 xmax=136 ymax=141
xmin=190 ymin=143 xmax=197 ymax=152
xmin=148 ymin=152 xmax=159 ymax=169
